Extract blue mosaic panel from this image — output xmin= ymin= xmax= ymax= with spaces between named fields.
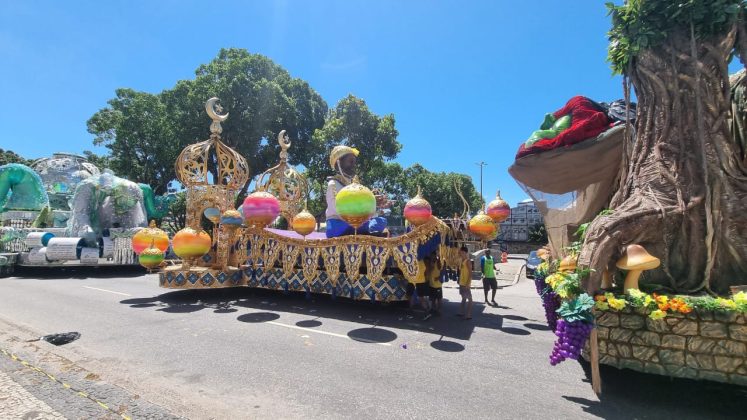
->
xmin=359 ymin=276 xmax=371 ymax=288
xmin=201 ymin=273 xmax=214 ymax=286
xmin=379 ymin=287 xmax=392 ymax=300
xmin=188 ymin=272 xmax=199 ymax=284
xmin=216 ymin=272 xmax=227 ymax=284
xmin=231 ymin=271 xmax=243 ymax=284
xmin=175 ymin=272 xmax=186 ymax=286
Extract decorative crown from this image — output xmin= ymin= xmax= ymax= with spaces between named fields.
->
xmin=175 ymin=98 xmax=250 ymax=189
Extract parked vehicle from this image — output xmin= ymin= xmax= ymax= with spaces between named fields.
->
xmin=526 ymin=250 xmax=542 ymax=279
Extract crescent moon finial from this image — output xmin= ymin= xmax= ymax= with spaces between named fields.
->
xmin=206 ymin=97 xmax=229 ymax=122
xmin=277 ymin=130 xmax=291 ymax=162
xmin=277 ymin=130 xmax=291 ymax=150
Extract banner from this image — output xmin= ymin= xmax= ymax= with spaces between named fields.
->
xmin=98 ymin=237 xmax=114 ymax=258
xmin=27 ymin=247 xmax=49 ymax=264
xmin=79 ymin=247 xmax=100 ymax=264
xmin=46 ymin=238 xmax=84 ymax=261
xmin=25 ymin=232 xmax=54 ymax=248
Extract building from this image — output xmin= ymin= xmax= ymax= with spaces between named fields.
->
xmin=498 ymin=199 xmax=543 ymax=242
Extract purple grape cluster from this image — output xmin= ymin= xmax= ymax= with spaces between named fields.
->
xmin=541 ymin=291 xmax=560 ymax=331
xmin=550 ymin=319 xmax=593 ymax=365
xmin=534 ymin=277 xmax=545 ymax=295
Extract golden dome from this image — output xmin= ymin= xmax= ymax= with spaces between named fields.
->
xmin=256 ymin=130 xmax=308 ymax=221
xmin=175 ymin=98 xmax=250 ymax=190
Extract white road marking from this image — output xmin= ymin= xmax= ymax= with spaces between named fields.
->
xmin=81 ymin=286 xmax=131 ymax=297
xmin=266 ymin=321 xmax=392 ymax=347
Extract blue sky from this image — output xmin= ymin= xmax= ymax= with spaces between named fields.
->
xmin=2 ymin=1 xmax=630 ymax=207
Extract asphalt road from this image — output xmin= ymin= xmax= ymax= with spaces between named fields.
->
xmin=0 ymin=261 xmax=745 ymax=419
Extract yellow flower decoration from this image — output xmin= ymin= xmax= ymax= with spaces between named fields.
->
xmin=608 ymin=297 xmax=627 ymax=311
xmin=644 ymin=295 xmax=654 ymax=307
xmin=626 ymin=288 xmax=646 ymax=299
xmin=595 ymin=301 xmax=610 ymax=311
xmin=716 ymin=297 xmax=737 ymax=310
xmin=649 ymin=309 xmax=667 ymax=320
xmin=733 ymin=291 xmax=747 ymax=305
xmin=546 ymin=273 xmax=564 ymax=289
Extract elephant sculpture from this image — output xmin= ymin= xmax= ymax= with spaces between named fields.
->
xmin=67 ymin=170 xmax=148 ymax=244
xmin=0 ymin=163 xmax=49 ymax=212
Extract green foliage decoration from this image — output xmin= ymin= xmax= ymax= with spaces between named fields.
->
xmin=606 ymin=0 xmax=743 ymax=74
xmin=557 ymin=293 xmax=595 ymax=323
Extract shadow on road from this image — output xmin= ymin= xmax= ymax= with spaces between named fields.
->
xmin=565 ymin=361 xmax=747 ymax=419
xmin=14 ymin=265 xmax=146 ymax=280
xmin=119 ymin=287 xmax=535 ymax=344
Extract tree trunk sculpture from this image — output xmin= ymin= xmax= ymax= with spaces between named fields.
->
xmin=580 ymin=26 xmax=747 ymax=296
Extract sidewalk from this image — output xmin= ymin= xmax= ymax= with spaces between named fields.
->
xmin=0 ymin=368 xmax=65 ymax=419
xmin=0 ymin=320 xmax=181 ymax=420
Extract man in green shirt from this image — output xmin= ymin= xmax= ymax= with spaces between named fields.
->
xmin=480 ymin=249 xmax=498 ymax=305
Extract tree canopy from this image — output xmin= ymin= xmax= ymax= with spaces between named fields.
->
xmin=607 ymin=0 xmax=743 ymax=74
xmin=0 ymin=149 xmax=32 ymax=167
xmin=88 ymin=48 xmax=328 ymax=195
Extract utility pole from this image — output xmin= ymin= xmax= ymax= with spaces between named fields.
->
xmin=475 ymin=161 xmax=487 ymax=208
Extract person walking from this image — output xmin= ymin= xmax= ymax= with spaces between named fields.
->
xmin=458 ymin=246 xmax=473 ymax=320
xmin=426 ymin=254 xmax=443 ymax=315
xmin=480 ymin=249 xmax=498 ymax=306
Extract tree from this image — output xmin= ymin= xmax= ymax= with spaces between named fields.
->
xmin=579 ymin=1 xmax=747 ymax=295
xmin=87 ymin=89 xmax=180 ymax=194
xmin=529 ymin=223 xmax=548 ymax=244
xmin=400 ymin=164 xmax=483 ymax=218
xmin=306 ymin=95 xmax=401 ymax=215
xmin=82 ymin=150 xmax=110 ymax=171
xmin=0 ymin=149 xmax=32 ymax=167
xmin=88 ymin=48 xmax=328 ymax=198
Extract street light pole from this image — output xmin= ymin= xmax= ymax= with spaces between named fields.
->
xmin=475 ymin=161 xmax=487 ymax=208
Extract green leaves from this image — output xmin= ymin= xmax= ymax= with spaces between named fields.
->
xmin=88 ymin=49 xmax=329 ymax=197
xmin=607 ymin=0 xmax=744 ymax=74
xmin=557 ymin=293 xmax=595 ymax=323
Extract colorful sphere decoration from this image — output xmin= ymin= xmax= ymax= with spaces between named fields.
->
xmin=242 ymin=191 xmax=280 ymax=228
xmin=403 ymin=187 xmax=432 ymax=226
xmin=172 ymin=227 xmax=212 ymax=259
xmin=468 ymin=211 xmax=498 ymax=240
xmin=335 ymin=179 xmax=376 ymax=229
xmin=220 ymin=209 xmax=244 ymax=229
xmin=139 ymin=245 xmax=165 ymax=269
xmin=132 ymin=221 xmax=169 ymax=255
xmin=292 ymin=209 xmax=316 ymax=237
xmin=203 ymin=207 xmax=221 ymax=224
xmin=486 ymin=191 xmax=511 ymax=223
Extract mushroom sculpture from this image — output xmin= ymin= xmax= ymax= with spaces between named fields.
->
xmin=616 ymin=244 xmax=660 ymax=292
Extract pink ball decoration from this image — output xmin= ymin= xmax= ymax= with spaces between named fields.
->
xmin=403 ymin=187 xmax=432 ymax=226
xmin=242 ymin=191 xmax=280 ymax=228
xmin=486 ymin=190 xmax=511 ymax=223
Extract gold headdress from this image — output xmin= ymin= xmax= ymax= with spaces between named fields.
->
xmin=329 ymin=145 xmax=360 ymax=169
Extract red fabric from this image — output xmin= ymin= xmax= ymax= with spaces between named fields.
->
xmin=515 ymin=96 xmax=614 ymax=159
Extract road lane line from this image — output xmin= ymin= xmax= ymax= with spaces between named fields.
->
xmin=266 ymin=321 xmax=392 ymax=347
xmin=81 ymin=286 xmax=131 ymax=297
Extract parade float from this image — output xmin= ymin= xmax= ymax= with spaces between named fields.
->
xmin=509 ymin=0 xmax=747 ymax=391
xmin=0 ymin=152 xmax=173 ymax=273
xmin=144 ymin=98 xmax=478 ymax=302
